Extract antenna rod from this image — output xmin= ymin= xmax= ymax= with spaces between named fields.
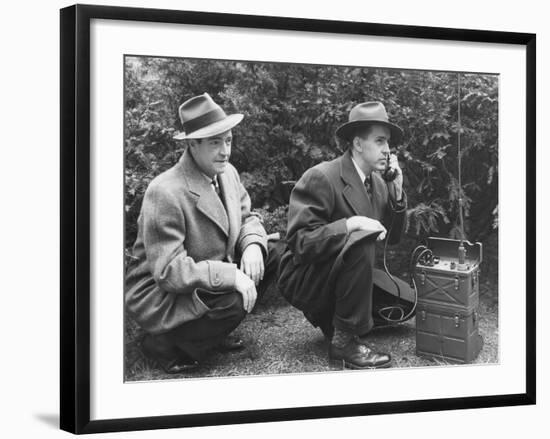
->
xmin=457 ymin=73 xmax=467 ymax=267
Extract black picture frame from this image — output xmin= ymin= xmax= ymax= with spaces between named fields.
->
xmin=60 ymin=3 xmax=536 ymax=434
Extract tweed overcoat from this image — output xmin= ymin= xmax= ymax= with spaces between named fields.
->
xmin=278 ymin=150 xmax=408 ymax=314
xmin=125 ymin=148 xmax=267 ymax=334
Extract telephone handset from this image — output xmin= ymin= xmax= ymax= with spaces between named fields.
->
xmin=382 ymin=154 xmax=398 ymax=182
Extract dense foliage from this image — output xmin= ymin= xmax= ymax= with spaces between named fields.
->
xmin=124 ymin=56 xmax=498 ymax=247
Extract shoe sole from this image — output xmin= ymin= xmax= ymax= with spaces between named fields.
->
xmin=140 ymin=339 xmax=199 ymax=374
xmin=162 ymin=362 xmax=200 ymax=374
xmin=329 ymin=358 xmax=392 ymax=370
xmin=215 ymin=343 xmax=246 ymax=353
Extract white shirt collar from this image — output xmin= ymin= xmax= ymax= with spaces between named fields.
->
xmin=351 ymin=156 xmax=368 ymax=183
xmin=201 ymin=172 xmax=217 ymax=184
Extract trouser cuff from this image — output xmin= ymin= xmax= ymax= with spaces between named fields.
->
xmin=332 ymin=314 xmax=373 ymax=336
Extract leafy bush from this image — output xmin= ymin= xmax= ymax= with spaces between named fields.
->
xmin=124 ymin=56 xmax=498 ymax=246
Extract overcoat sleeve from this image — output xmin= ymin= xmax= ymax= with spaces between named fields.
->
xmin=236 ymin=178 xmax=268 ymax=257
xmin=286 ymin=168 xmax=349 ymax=265
xmin=142 ymin=184 xmax=236 ymax=295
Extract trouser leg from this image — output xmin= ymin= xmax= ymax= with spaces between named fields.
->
xmin=147 ymin=290 xmax=246 ymax=362
xmin=331 ymin=238 xmax=376 ymax=335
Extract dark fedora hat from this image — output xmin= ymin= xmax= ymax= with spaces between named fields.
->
xmin=173 ymin=93 xmax=243 ymax=140
xmin=335 ymin=101 xmax=403 ymax=145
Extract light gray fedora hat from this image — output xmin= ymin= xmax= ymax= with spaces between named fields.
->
xmin=335 ymin=101 xmax=403 ymax=145
xmin=173 ymin=93 xmax=243 ymax=140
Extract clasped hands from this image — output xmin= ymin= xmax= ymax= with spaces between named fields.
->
xmin=235 ymin=243 xmax=264 ymax=313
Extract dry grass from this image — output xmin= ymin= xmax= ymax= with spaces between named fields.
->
xmin=125 ymin=284 xmax=498 ymax=381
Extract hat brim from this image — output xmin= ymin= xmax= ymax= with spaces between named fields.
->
xmin=335 ymin=120 xmax=403 ymax=145
xmin=173 ymin=114 xmax=244 ymax=140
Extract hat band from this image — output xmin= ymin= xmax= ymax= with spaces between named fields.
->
xmin=183 ymin=108 xmax=226 ymax=135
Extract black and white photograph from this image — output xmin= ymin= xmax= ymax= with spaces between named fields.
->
xmin=123 ymin=56 xmax=499 ymax=380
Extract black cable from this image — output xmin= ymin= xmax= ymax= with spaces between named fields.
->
xmin=376 ymin=218 xmax=424 ymax=324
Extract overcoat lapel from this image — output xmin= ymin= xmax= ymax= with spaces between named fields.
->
xmin=179 ymin=150 xmax=229 ymax=236
xmin=218 ymin=171 xmax=240 ymax=252
xmin=340 ymin=151 xmax=373 ymax=217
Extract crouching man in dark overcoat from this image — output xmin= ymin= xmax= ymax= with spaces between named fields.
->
xmin=278 ymin=102 xmax=413 ymax=369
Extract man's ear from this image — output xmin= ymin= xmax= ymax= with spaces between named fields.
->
xmin=352 ymin=136 xmax=362 ymax=152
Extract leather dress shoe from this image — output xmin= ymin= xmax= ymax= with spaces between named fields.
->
xmin=329 ymin=338 xmax=391 ymax=369
xmin=140 ymin=337 xmax=199 ymax=374
xmin=215 ymin=335 xmax=245 ymax=352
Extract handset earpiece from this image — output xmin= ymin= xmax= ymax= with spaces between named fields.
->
xmin=382 ymin=154 xmax=398 ymax=182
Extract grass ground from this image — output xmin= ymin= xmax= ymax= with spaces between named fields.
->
xmin=124 ymin=234 xmax=499 ymax=381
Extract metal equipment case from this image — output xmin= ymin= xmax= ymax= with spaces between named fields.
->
xmin=414 ymin=238 xmax=484 ymax=363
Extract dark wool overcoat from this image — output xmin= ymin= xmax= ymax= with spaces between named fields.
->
xmin=125 ymin=148 xmax=267 ymax=334
xmin=278 ymin=150 xmax=410 ymax=316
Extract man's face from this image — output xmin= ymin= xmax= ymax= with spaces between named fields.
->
xmin=353 ymin=124 xmax=391 ymax=173
xmin=189 ymin=130 xmax=232 ymax=177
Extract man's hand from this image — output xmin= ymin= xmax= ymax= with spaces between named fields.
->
xmin=386 ymin=153 xmax=403 ymax=201
xmin=240 ymin=243 xmax=264 ymax=285
xmin=234 ymin=269 xmax=258 ymax=313
xmin=346 ymin=216 xmax=387 ymax=241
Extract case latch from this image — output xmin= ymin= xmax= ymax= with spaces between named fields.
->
xmin=454 ymin=315 xmax=460 ymax=328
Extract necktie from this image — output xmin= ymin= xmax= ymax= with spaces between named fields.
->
xmin=211 ymin=177 xmax=220 ymax=196
xmin=364 ymin=175 xmax=372 ymax=196
xmin=211 ymin=177 xmax=227 ymax=211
